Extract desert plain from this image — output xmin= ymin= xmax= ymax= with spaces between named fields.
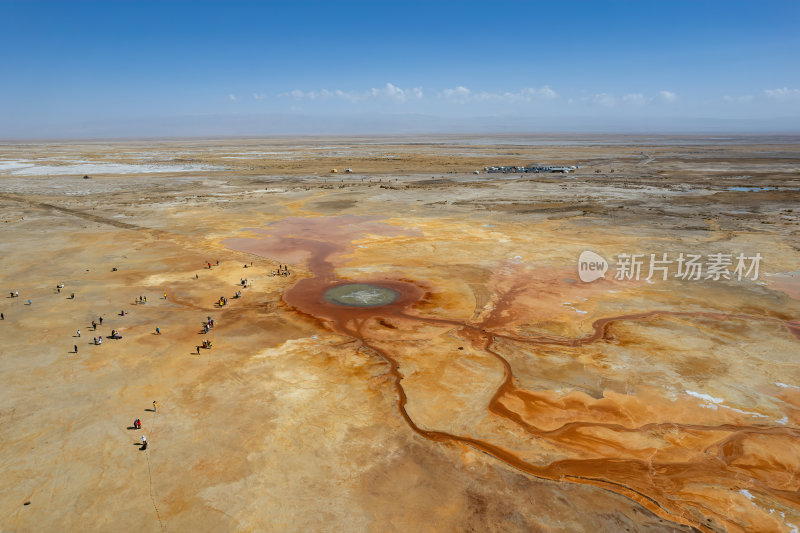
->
xmin=1 ymin=135 xmax=799 ymax=532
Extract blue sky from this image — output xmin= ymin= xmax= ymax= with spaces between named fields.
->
xmin=1 ymin=0 xmax=799 ymax=137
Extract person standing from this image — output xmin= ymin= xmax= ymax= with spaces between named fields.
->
xmin=99 ymin=316 xmax=103 ymax=325
xmin=155 ymin=327 xmax=160 ymax=335
xmin=1 ymin=313 xmax=4 ymax=320
xmin=77 ymin=329 xmax=80 ymax=338
xmin=152 ymin=401 xmax=158 ymax=413
xmin=73 ymin=345 xmax=78 ymax=353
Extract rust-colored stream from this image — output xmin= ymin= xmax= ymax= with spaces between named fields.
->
xmin=228 ymin=218 xmax=800 ymax=532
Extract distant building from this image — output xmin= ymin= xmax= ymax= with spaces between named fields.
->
xmin=485 ymin=164 xmax=576 ymax=174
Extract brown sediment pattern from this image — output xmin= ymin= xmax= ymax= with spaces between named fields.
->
xmin=227 ymin=216 xmax=800 ymax=533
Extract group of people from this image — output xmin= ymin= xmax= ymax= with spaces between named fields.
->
xmin=9 ymin=277 xmax=171 ymax=456
xmin=6 ymin=288 xmax=30 ymax=304
xmin=271 ymin=265 xmax=291 ymax=277
xmin=132 ymin=401 xmax=158 ymax=450
xmin=220 ymin=275 xmax=255 ymax=305
xmin=199 ymin=316 xmax=215 ymax=350
xmin=80 ymin=316 xmax=105 ymax=348
xmin=13 ymin=259 xmax=282 ymax=456
xmin=10 ymin=260 xmax=287 ymax=456
xmin=7 ymin=259 xmax=289 ymax=457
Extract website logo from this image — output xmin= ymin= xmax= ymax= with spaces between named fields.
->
xmin=578 ymin=250 xmax=609 ymax=282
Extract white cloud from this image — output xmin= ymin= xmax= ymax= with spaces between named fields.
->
xmin=764 ymin=87 xmax=800 ymax=100
xmin=369 ymin=82 xmax=423 ymax=102
xmin=439 ymin=85 xmax=558 ymax=103
xmin=592 ymin=93 xmax=616 ymax=107
xmin=227 ymin=94 xmax=238 ymax=102
xmin=723 ymin=94 xmax=755 ymax=104
xmin=656 ymin=90 xmax=677 ymax=103
xmin=622 ymin=93 xmax=646 ymax=106
xmin=573 ymin=90 xmax=678 ymax=108
xmin=312 ymin=89 xmax=334 ymax=100
xmin=722 ymin=89 xmax=800 ymax=105
xmin=285 ymin=83 xmax=423 ymax=103
xmin=537 ymin=86 xmax=558 ymax=100
xmin=440 ymin=86 xmax=472 ymax=103
xmin=252 ymin=92 xmax=267 ymax=100
xmin=286 ymin=89 xmax=332 ymax=100
xmin=496 ymin=86 xmax=558 ymax=102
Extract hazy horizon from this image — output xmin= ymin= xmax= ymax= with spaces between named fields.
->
xmin=3 ymin=112 xmax=800 ymax=141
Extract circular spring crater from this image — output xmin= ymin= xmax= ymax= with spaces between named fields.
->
xmin=323 ymin=283 xmax=400 ymax=307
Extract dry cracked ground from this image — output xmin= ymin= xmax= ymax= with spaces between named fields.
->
xmin=1 ymin=135 xmax=799 ymax=532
